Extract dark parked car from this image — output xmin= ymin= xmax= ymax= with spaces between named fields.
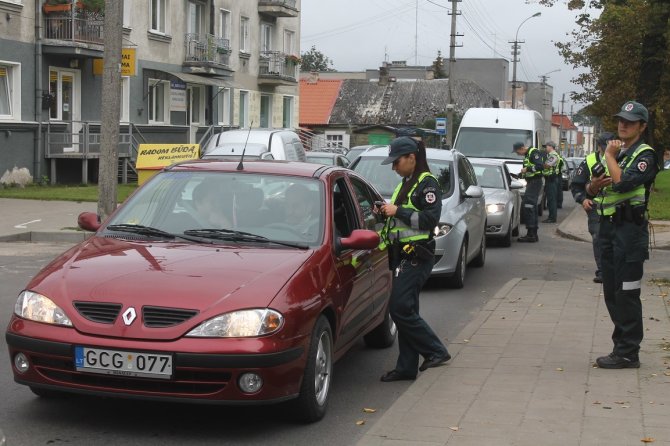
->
xmin=5 ymin=160 xmax=395 ymax=422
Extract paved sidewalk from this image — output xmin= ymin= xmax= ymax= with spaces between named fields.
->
xmin=358 ymin=209 xmax=670 ymax=445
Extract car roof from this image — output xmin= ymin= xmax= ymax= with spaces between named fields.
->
xmin=169 ymin=159 xmax=334 ymax=178
xmin=359 ymin=146 xmax=456 ymax=161
xmin=305 ymin=151 xmax=340 ymax=157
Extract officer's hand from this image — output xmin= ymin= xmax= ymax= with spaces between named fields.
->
xmin=591 ymin=174 xmax=612 ymax=189
xmin=582 ymin=199 xmax=593 ymax=211
xmin=381 ymin=204 xmax=397 ymax=217
xmin=606 ymin=139 xmax=624 ymax=156
xmin=520 ymin=167 xmax=527 ymax=174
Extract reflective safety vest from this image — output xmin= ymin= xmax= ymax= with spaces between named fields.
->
xmin=523 ymin=147 xmax=542 ymax=178
xmin=595 ymin=144 xmax=654 ymax=216
xmin=585 ymin=152 xmax=601 ymax=176
xmin=379 ymin=171 xmax=435 ymax=250
xmin=543 ymin=152 xmax=560 ymax=177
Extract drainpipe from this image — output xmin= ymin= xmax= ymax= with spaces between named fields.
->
xmin=34 ymin=0 xmax=43 ymax=179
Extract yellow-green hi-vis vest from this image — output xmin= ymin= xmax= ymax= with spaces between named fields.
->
xmin=524 ymin=147 xmax=542 ymax=178
xmin=378 ymin=172 xmax=435 ymax=250
xmin=595 ymin=144 xmax=654 ymax=216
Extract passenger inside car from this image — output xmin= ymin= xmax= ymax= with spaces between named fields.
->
xmin=192 ymin=181 xmax=232 ymax=229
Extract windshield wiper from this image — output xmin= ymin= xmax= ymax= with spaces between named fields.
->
xmin=183 ymin=228 xmax=309 ymax=249
xmin=106 ymin=224 xmax=177 ymax=239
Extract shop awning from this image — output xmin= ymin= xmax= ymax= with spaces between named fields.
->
xmin=167 ymin=71 xmax=229 ymax=87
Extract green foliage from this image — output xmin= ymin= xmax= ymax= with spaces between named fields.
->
xmin=0 ymin=184 xmax=137 ymax=202
xmin=431 ymin=52 xmax=447 ymax=79
xmin=300 ymin=46 xmax=335 ymax=72
xmin=649 ymin=170 xmax=670 ymax=220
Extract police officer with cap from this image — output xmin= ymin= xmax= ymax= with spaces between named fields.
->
xmin=571 ymin=131 xmax=615 ymax=283
xmin=541 ymin=141 xmax=560 ymax=223
xmin=376 ymin=136 xmax=450 ymax=382
xmin=513 ymin=141 xmax=544 ymax=242
xmin=589 ymin=100 xmax=659 ymax=369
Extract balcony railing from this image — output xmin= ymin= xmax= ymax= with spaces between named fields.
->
xmin=259 ymin=0 xmax=297 ymax=8
xmin=258 ymin=0 xmax=299 ymax=18
xmin=44 ymin=14 xmax=104 ymax=44
xmin=184 ymin=33 xmax=231 ymax=67
xmin=259 ymin=51 xmax=298 ymax=81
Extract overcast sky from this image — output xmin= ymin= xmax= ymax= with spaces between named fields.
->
xmin=300 ymin=0 xmax=600 ymax=113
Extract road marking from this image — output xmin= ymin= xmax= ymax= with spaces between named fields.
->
xmin=14 ymin=219 xmax=41 ymax=229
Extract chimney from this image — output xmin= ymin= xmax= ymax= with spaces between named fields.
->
xmin=307 ymin=71 xmax=319 ymax=84
xmin=379 ymin=65 xmax=389 ymax=86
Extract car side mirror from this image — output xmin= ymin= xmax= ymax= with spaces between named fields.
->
xmin=510 ymin=180 xmax=524 ymax=190
xmin=78 ymin=212 xmax=101 ymax=232
xmin=340 ymin=229 xmax=380 ymax=250
xmin=463 ymin=185 xmax=484 ymax=198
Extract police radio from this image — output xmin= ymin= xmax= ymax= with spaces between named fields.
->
xmin=591 ymin=163 xmax=606 ymax=177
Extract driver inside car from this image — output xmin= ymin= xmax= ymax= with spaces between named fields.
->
xmin=284 ymin=183 xmax=319 ymax=237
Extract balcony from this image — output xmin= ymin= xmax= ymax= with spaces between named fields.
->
xmin=183 ymin=33 xmax=233 ymax=76
xmin=258 ymin=51 xmax=299 ymax=86
xmin=42 ymin=7 xmax=104 ymax=55
xmin=258 ymin=0 xmax=298 ymax=18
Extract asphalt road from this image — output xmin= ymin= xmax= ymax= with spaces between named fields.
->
xmin=2 ymin=196 xmax=656 ymax=445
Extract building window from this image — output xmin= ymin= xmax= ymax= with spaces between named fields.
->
xmin=260 ymin=94 xmax=272 ymax=128
xmin=123 ymin=0 xmax=132 ymax=28
xmin=217 ymin=87 xmax=231 ymax=126
xmin=325 ymin=131 xmax=349 ymax=148
xmin=120 ymin=76 xmax=130 ymax=122
xmin=0 ymin=62 xmax=20 ymax=120
xmin=240 ymin=16 xmax=250 ymax=53
xmin=239 ymin=90 xmax=249 ymax=127
xmin=188 ymin=85 xmax=204 ymax=125
xmin=219 ymin=9 xmax=230 ymax=40
xmin=260 ymin=23 xmax=273 ymax=53
xmin=282 ymin=96 xmax=293 ymax=128
xmin=283 ymin=30 xmax=295 ymax=56
xmin=187 ymin=1 xmax=204 ymax=36
xmin=148 ymin=79 xmax=169 ymax=124
xmin=151 ymin=0 xmax=167 ymax=34
xmin=49 ymin=68 xmax=78 ymax=122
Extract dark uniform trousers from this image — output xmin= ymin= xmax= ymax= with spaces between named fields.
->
xmin=389 ymin=256 xmax=448 ymax=375
xmin=522 ymin=177 xmax=542 ymax=229
xmin=599 ymin=218 xmax=647 ymax=358
xmin=544 ymin=175 xmax=558 ymax=220
xmin=587 ymin=208 xmax=602 ymax=276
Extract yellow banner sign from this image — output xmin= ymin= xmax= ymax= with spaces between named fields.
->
xmin=136 ymin=144 xmax=200 ymax=185
xmin=93 ymin=48 xmax=137 ymax=76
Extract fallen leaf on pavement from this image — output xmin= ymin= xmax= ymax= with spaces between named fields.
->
xmin=593 ymin=401 xmax=601 ymax=405
xmin=556 ymin=367 xmax=564 ymax=371
xmin=614 ymin=401 xmax=628 ymax=405
xmin=641 ymin=437 xmax=655 ymax=443
xmin=356 ymin=420 xmax=365 ymax=426
xmin=362 ymin=408 xmax=376 ymax=413
xmin=449 ymin=427 xmax=459 ymax=431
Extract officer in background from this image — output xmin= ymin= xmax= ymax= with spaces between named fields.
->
xmin=571 ymin=131 xmax=615 ymax=283
xmin=541 ymin=141 xmax=560 ymax=223
xmin=376 ymin=136 xmax=450 ymax=382
xmin=513 ymin=141 xmax=544 ymax=242
xmin=588 ymin=101 xmax=659 ymax=369
xmin=556 ymin=149 xmax=566 ymax=209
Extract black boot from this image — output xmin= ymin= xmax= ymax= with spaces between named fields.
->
xmin=518 ymin=228 xmax=538 ymax=243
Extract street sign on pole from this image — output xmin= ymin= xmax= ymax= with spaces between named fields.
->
xmin=436 ymin=117 xmax=447 ymax=135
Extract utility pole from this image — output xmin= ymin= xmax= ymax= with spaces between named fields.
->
xmin=510 ymin=12 xmax=541 ymax=109
xmin=558 ymin=93 xmax=566 ymax=156
xmin=98 ymin=0 xmax=123 ymax=220
xmin=446 ymin=0 xmax=462 ymax=149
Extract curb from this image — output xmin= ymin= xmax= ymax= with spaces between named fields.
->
xmin=0 ymin=231 xmax=93 ymax=243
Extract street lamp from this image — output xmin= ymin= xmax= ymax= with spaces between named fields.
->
xmin=511 ymin=12 xmax=541 ymax=109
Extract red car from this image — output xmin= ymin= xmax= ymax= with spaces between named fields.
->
xmin=5 ymin=160 xmax=395 ymax=422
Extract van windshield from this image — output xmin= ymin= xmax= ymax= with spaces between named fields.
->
xmin=453 ymin=128 xmax=532 ymax=160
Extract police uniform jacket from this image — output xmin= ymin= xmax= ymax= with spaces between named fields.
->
xmin=606 ymin=140 xmax=657 ymax=196
xmin=571 ymin=154 xmax=598 ymax=204
xmin=523 ymin=147 xmax=545 ymax=179
xmin=393 ymin=174 xmax=442 ymax=243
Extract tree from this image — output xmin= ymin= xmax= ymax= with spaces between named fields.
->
xmin=300 ymin=46 xmax=336 ymax=72
xmin=431 ymin=51 xmax=447 ymax=79
xmin=539 ymin=0 xmax=670 ymax=154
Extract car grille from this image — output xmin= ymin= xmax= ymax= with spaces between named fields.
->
xmin=73 ymin=302 xmax=122 ymax=324
xmin=32 ymin=356 xmax=231 ymax=395
xmin=72 ymin=302 xmax=198 ymax=327
xmin=143 ymin=306 xmax=199 ymax=328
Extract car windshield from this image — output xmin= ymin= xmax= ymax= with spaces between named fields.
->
xmin=453 ymin=128 xmax=531 ymax=160
xmin=472 ymin=164 xmax=504 ymax=189
xmin=345 ymin=147 xmax=366 ymax=161
xmin=106 ymin=171 xmax=324 ymax=246
xmin=305 ymin=155 xmax=334 ymax=165
xmin=352 ymin=156 xmax=453 ymax=199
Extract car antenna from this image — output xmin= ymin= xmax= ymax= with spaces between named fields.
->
xmin=236 ymin=122 xmax=254 ymax=171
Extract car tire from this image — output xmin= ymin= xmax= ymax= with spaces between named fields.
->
xmin=448 ymin=239 xmax=467 ymax=289
xmin=363 ymin=309 xmax=397 ymax=349
xmin=292 ymin=316 xmax=333 ymax=423
xmin=471 ymin=232 xmax=486 ymax=267
xmin=501 ymin=216 xmax=513 ymax=247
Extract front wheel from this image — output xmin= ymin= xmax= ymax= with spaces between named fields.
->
xmin=448 ymin=239 xmax=467 ymax=289
xmin=292 ymin=316 xmax=333 ymax=423
xmin=471 ymin=232 xmax=486 ymax=267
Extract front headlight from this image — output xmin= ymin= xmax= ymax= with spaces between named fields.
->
xmin=486 ymin=204 xmax=505 ymax=214
xmin=15 ymin=291 xmax=73 ymax=326
xmin=435 ymin=223 xmax=453 ymax=238
xmin=186 ymin=309 xmax=283 ymax=338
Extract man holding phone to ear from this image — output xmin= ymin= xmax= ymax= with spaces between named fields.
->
xmin=587 ymin=101 xmax=659 ymax=369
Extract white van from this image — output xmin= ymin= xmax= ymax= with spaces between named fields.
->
xmin=202 ymin=129 xmax=306 ymax=161
xmin=453 ymin=107 xmax=545 ymax=160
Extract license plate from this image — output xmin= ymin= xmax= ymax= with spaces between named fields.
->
xmin=74 ymin=346 xmax=173 ymax=379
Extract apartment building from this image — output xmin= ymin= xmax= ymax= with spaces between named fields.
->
xmin=0 ymin=0 xmax=300 ymax=183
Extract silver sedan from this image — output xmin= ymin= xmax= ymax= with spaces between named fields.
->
xmin=472 ymin=160 xmax=522 ymax=247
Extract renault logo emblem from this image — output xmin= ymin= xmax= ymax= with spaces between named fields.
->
xmin=122 ymin=307 xmax=137 ymax=326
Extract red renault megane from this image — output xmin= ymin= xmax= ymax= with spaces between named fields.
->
xmin=5 ymin=160 xmax=395 ymax=422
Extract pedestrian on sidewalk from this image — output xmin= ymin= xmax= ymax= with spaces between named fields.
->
xmin=376 ymin=136 xmax=451 ymax=382
xmin=513 ymin=141 xmax=544 ymax=242
xmin=541 ymin=141 xmax=559 ymax=223
xmin=571 ymin=131 xmax=615 ymax=283
xmin=588 ymin=100 xmax=659 ymax=369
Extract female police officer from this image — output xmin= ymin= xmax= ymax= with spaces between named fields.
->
xmin=376 ymin=136 xmax=450 ymax=382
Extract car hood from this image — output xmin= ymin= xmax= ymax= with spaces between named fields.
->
xmin=27 ymin=237 xmax=313 ymax=339
xmin=483 ymin=188 xmax=509 ymax=204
